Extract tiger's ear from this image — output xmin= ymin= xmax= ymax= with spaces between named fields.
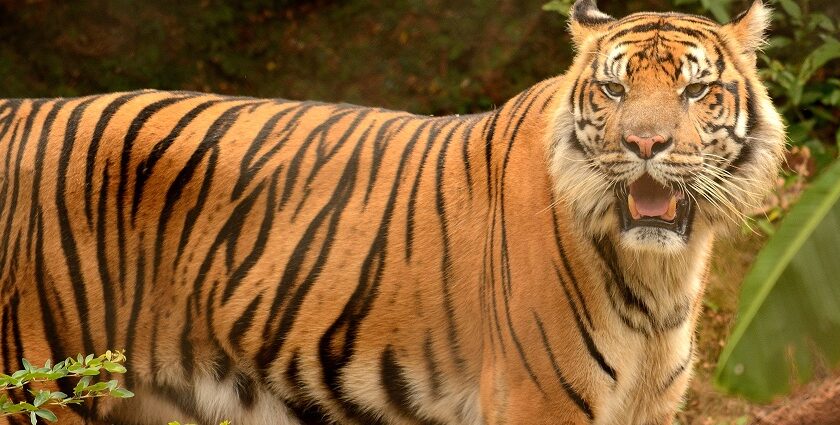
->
xmin=724 ymin=0 xmax=772 ymax=56
xmin=569 ymin=0 xmax=615 ymax=49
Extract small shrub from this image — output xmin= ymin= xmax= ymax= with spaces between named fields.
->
xmin=0 ymin=351 xmax=133 ymax=424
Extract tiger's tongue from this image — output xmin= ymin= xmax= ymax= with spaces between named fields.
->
xmin=629 ymin=174 xmax=671 ymax=217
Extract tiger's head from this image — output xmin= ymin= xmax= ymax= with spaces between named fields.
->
xmin=548 ymin=0 xmax=785 ymax=253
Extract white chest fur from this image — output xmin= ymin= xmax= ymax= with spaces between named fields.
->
xmin=593 ymin=233 xmax=711 ymax=425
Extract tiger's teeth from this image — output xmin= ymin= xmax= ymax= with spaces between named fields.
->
xmin=628 ymin=194 xmax=641 ymax=219
xmin=662 ymin=196 xmax=678 ymax=221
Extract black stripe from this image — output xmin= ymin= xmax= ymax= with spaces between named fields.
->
xmin=231 ymin=102 xmax=308 ymax=200
xmin=233 ymin=370 xmax=258 ymax=409
xmin=459 ymin=115 xmax=481 ymax=198
xmin=120 ymin=95 xmax=195 ymax=286
xmin=229 ymin=293 xmax=263 ymax=353
xmin=95 ymin=160 xmax=118 ymax=349
xmin=405 ymin=119 xmax=447 ymax=261
xmin=422 ymin=330 xmax=443 ymax=399
xmin=85 ymin=92 xmax=145 ymax=229
xmin=185 ymin=173 xmax=271 ymax=324
xmin=434 ymin=119 xmax=469 ymax=372
xmin=55 ymin=97 xmax=99 ymax=355
xmin=284 ymin=352 xmax=334 ymax=424
xmin=552 ymin=262 xmax=617 ymax=381
xmin=592 ymin=236 xmax=654 ymax=334
xmin=316 ymin=120 xmax=431 ymax=420
xmin=116 ymin=97 xmax=191 ymax=291
xmin=0 ymin=116 xmax=21 ymax=224
xmin=657 ymin=339 xmax=694 ymax=394
xmin=258 ymin=117 xmax=375 ymax=375
xmin=222 ymin=166 xmax=282 ymax=302
xmin=34 ymin=208 xmax=83 ymax=415
xmin=132 ymin=99 xmax=223 ymax=221
xmin=550 ymin=208 xmax=594 ymax=327
xmin=607 ymin=21 xmax=713 ymax=44
xmin=496 ymin=85 xmax=553 ymax=395
xmin=123 ymin=231 xmax=146 ymax=389
xmin=483 ymin=110 xmax=501 ymax=204
xmin=303 ymin=108 xmax=373 ymax=189
xmin=278 ymin=105 xmax=357 ymax=211
xmin=153 ymin=102 xmax=250 ymax=280
xmin=0 ymin=100 xmax=44 ymax=274
xmin=26 ymin=100 xmax=69 ymax=256
xmin=172 ymin=144 xmax=220 ymax=272
xmin=533 ymin=312 xmax=594 ymax=420
xmin=381 ymin=346 xmax=446 ymax=425
xmin=364 ymin=116 xmax=413 ymax=206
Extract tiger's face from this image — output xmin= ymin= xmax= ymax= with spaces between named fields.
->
xmin=550 ymin=0 xmax=785 ymax=253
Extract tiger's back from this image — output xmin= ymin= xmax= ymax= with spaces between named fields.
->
xmin=0 ymin=1 xmax=786 ymax=424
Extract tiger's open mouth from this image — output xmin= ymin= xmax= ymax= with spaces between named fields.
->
xmin=616 ymin=173 xmax=694 ymax=237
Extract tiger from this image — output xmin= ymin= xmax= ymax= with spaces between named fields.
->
xmin=0 ymin=0 xmax=784 ymax=424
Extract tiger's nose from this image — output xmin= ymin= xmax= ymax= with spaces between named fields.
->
xmin=622 ymin=134 xmax=672 ymax=159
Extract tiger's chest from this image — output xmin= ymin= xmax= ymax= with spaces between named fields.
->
xmin=594 ymin=322 xmax=696 ymax=425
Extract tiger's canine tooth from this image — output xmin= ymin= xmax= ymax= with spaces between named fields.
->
xmin=628 ymin=194 xmax=641 ymax=219
xmin=662 ymin=196 xmax=678 ymax=221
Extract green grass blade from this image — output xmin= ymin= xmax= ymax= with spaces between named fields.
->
xmin=715 ymin=159 xmax=840 ymax=402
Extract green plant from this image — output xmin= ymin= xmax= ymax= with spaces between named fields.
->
xmin=711 ymin=0 xmax=840 ymax=403
xmin=0 ymin=351 xmax=134 ymax=424
xmin=715 ymin=157 xmax=840 ymax=401
xmin=760 ymin=0 xmax=840 ymax=168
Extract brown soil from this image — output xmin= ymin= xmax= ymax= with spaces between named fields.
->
xmin=753 ymin=375 xmax=840 ymax=425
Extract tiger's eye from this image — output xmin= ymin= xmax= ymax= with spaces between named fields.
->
xmin=684 ymin=83 xmax=709 ymax=99
xmin=602 ymin=82 xmax=626 ymax=98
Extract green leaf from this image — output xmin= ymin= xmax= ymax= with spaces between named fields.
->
xmin=34 ymin=409 xmax=58 ymax=422
xmin=80 ymin=368 xmax=101 ymax=376
xmin=541 ymin=0 xmax=573 ymax=16
xmin=836 ymin=129 xmax=840 ymax=151
xmin=810 ymin=12 xmax=836 ymax=32
xmin=798 ymin=37 xmax=840 ymax=87
xmin=778 ymin=0 xmax=802 ymax=21
xmin=49 ymin=391 xmax=67 ymax=401
xmin=84 ymin=382 xmax=110 ymax=392
xmin=103 ymin=361 xmax=127 ymax=374
xmin=767 ymin=36 xmax=792 ymax=50
xmin=32 ymin=390 xmax=49 ymax=407
xmin=110 ymin=388 xmax=135 ymax=398
xmin=700 ymin=0 xmax=731 ymax=22
xmin=74 ymin=376 xmax=91 ymax=394
xmin=715 ymin=159 xmax=840 ymax=401
xmin=30 ymin=411 xmax=37 ymax=425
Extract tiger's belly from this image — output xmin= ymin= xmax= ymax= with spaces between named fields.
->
xmin=110 ymin=363 xmax=484 ymax=425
